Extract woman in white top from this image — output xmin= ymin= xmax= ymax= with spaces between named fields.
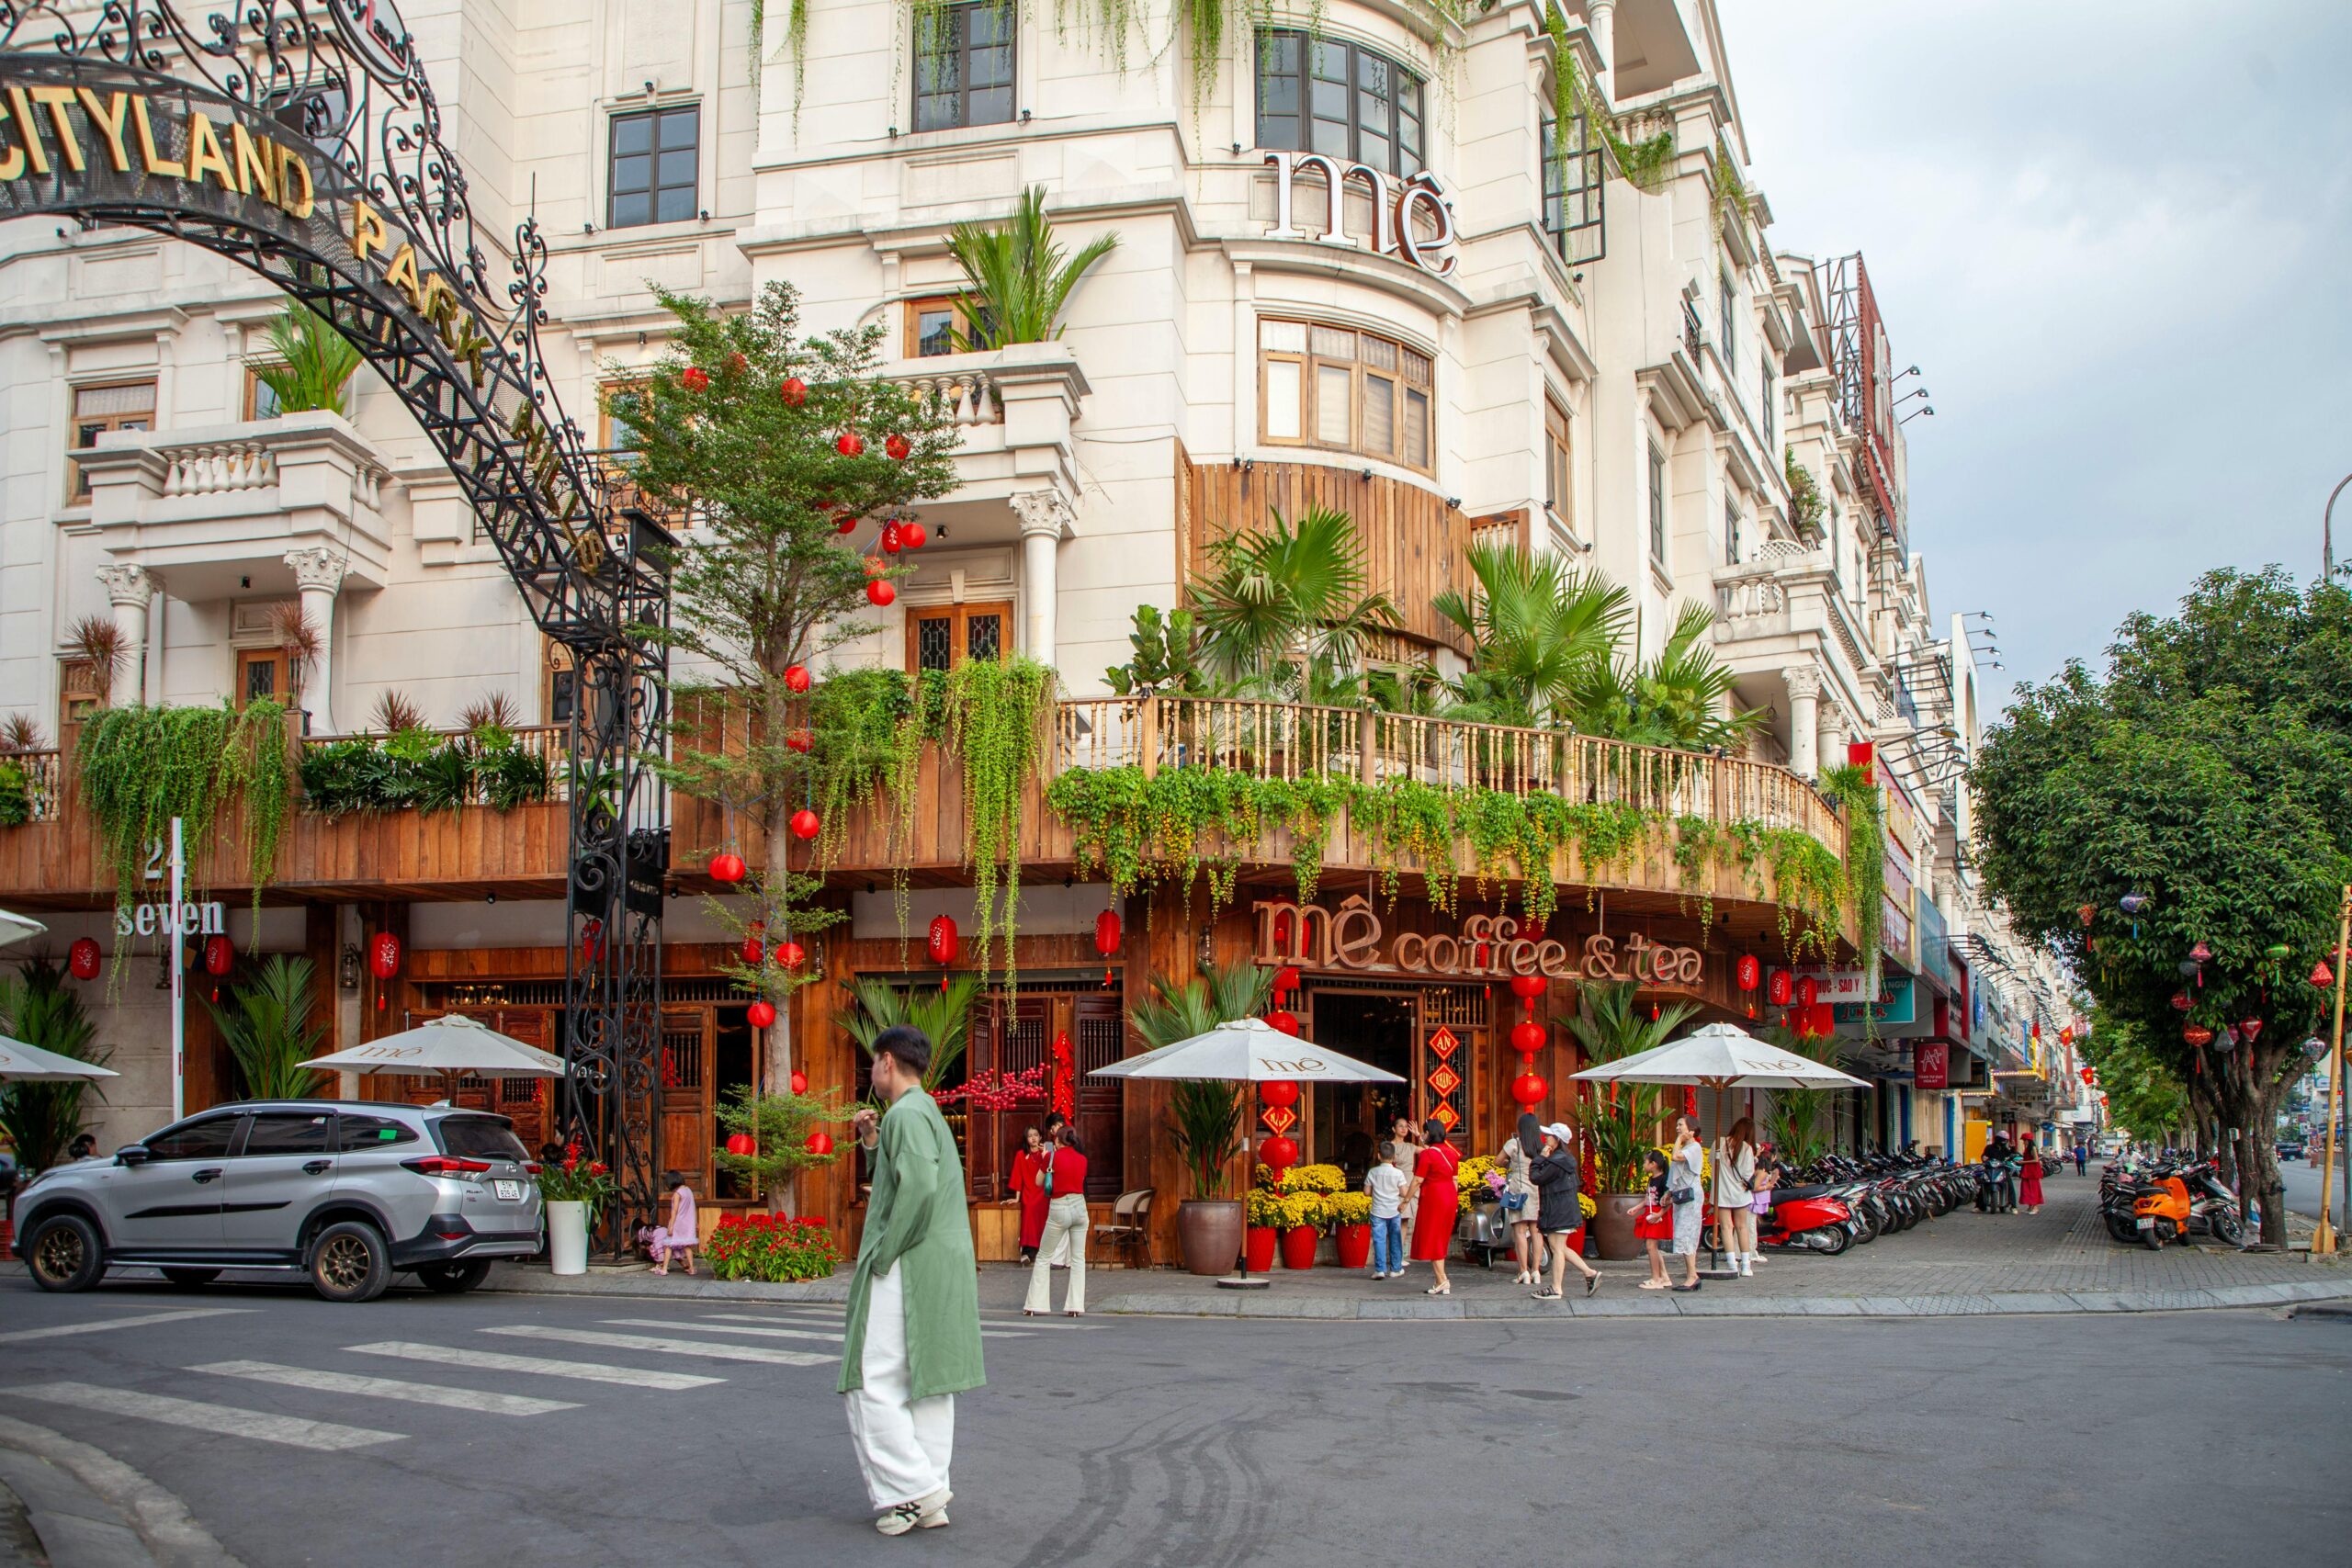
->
xmin=1713 ymin=1115 xmax=1760 ymax=1278
xmin=1668 ymin=1115 xmax=1705 ymax=1292
xmin=1498 ymin=1111 xmax=1544 ymax=1285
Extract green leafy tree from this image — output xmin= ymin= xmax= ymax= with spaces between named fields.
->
xmin=2076 ymin=1014 xmax=2188 ymax=1146
xmin=1103 ymin=605 xmax=1216 ymax=697
xmin=944 ymin=186 xmax=1118 ymax=349
xmin=1972 ymin=569 xmax=2352 ymax=1245
xmin=613 ymin=281 xmax=960 ymax=1115
xmin=204 ymin=955 xmax=327 ymax=1100
xmin=248 ymin=299 xmax=363 ymax=414
xmin=0 ymin=960 xmax=110 ymax=1172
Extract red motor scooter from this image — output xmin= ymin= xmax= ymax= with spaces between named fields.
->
xmin=1755 ymin=1187 xmax=1857 ymax=1256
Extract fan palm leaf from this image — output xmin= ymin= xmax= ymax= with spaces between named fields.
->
xmin=944 ymin=186 xmax=1119 ymax=349
xmin=1433 ymin=539 xmax=1629 ymax=728
xmin=837 ymin=972 xmax=984 ymax=1091
xmin=1193 ymin=506 xmax=1398 ymax=690
xmin=204 ymin=955 xmax=327 ymax=1100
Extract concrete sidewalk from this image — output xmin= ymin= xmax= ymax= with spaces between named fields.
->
xmin=0 ymin=1415 xmax=241 ymax=1568
xmin=484 ymin=1176 xmax=2350 ymax=1320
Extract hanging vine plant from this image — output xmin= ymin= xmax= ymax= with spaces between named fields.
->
xmin=76 ymin=701 xmax=295 ymax=918
xmin=1818 ymin=761 xmax=1887 ymax=987
xmin=940 ymin=656 xmax=1053 ymax=990
xmin=1547 ymin=14 xmax=1676 ymax=193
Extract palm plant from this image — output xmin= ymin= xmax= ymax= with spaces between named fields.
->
xmin=944 ymin=186 xmax=1119 ymax=350
xmin=836 ymin=973 xmax=984 ymax=1093
xmin=1566 ymin=979 xmax=1699 ymax=1190
xmin=249 ymin=299 xmax=363 ymax=415
xmin=0 ymin=714 xmax=45 ymax=752
xmin=1132 ymin=959 xmax=1274 ymax=1199
xmin=1570 ymin=601 xmax=1763 ymax=752
xmin=0 ymin=959 xmax=111 ymax=1172
xmin=65 ymin=615 xmax=126 ymax=706
xmin=1756 ymin=1022 xmax=1841 ymax=1168
xmin=371 ymin=690 xmax=425 ymax=735
xmin=1193 ymin=506 xmax=1399 ymax=695
xmin=268 ymin=603 xmax=321 ymax=707
xmin=205 ymin=955 xmax=328 ymax=1100
xmin=1432 ymin=539 xmax=1629 ymax=728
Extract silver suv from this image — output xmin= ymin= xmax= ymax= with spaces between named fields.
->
xmin=9 ymin=1100 xmax=544 ymax=1303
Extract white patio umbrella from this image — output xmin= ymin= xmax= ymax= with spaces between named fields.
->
xmin=0 ymin=909 xmax=47 ymax=950
xmin=297 ymin=1012 xmax=566 ymax=1100
xmin=0 ymin=1032 xmax=121 ymax=1083
xmin=1091 ymin=1016 xmax=1405 ymax=1289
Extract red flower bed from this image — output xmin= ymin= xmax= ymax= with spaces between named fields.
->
xmin=704 ymin=1213 xmax=840 ymax=1282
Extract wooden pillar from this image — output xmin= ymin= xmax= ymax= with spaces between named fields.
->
xmin=304 ymin=901 xmax=341 ymax=1081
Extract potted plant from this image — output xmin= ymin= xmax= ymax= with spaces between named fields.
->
xmin=537 ymin=1141 xmax=616 ymax=1275
xmin=1567 ymin=981 xmax=1698 ymax=1260
xmin=1243 ymin=1185 xmax=1283 ymax=1272
xmin=1136 ymin=960 xmax=1274 ymax=1276
xmin=1327 ymin=1190 xmax=1374 ymax=1269
xmin=1277 ymin=1190 xmax=1324 ymax=1269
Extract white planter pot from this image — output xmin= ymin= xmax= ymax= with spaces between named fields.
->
xmin=547 ymin=1200 xmax=590 ymax=1276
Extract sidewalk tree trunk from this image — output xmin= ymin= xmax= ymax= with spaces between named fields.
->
xmin=1973 ymin=570 xmax=2352 ymax=1247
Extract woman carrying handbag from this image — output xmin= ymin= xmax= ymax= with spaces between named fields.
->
xmin=1667 ymin=1115 xmax=1705 ymax=1292
xmin=1713 ymin=1117 xmax=1759 ymax=1277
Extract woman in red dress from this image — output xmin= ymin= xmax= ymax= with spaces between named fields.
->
xmin=1406 ymin=1118 xmax=1461 ymax=1296
xmin=1005 ymin=1125 xmax=1050 ymax=1262
xmin=2017 ymin=1138 xmax=2045 ymax=1214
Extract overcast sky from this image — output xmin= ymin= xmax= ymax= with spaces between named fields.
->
xmin=1717 ymin=0 xmax=2352 ymax=715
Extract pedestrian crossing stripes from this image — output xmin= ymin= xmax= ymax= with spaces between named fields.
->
xmin=0 ymin=1308 xmax=254 ymax=1345
xmin=481 ymin=1325 xmax=831 ymax=1367
xmin=677 ymin=1314 xmax=1035 ymax=1342
xmin=5 ymin=1381 xmax=404 ymax=1450
xmin=192 ymin=1360 xmax=581 ymax=1416
xmin=346 ymin=1341 xmax=727 ymax=1390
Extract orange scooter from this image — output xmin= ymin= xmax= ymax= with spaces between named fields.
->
xmin=2132 ymin=1158 xmax=2244 ymax=1248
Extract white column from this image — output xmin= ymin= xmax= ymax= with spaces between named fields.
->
xmin=1588 ymin=0 xmax=1619 ymax=101
xmin=1785 ymin=665 xmax=1822 ymax=779
xmin=95 ymin=563 xmax=156 ymax=706
xmin=1819 ymin=705 xmax=1849 ymax=777
xmin=1011 ymin=491 xmax=1073 ymax=672
xmin=284 ymin=546 xmax=345 ymax=733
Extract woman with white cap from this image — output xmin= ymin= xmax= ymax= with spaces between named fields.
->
xmin=1529 ymin=1122 xmax=1601 ymax=1300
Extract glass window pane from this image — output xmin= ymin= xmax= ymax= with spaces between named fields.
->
xmin=1310 ymin=325 xmax=1354 ymax=360
xmin=611 ymin=153 xmax=650 ymax=193
xmin=916 ymin=308 xmax=956 ymax=356
xmin=1309 ymin=115 xmax=1348 ymax=157
xmin=1360 ymin=130 xmax=1389 ymax=174
xmin=147 ymin=1115 xmax=240 ymax=1160
xmin=657 ymin=148 xmax=696 ymax=186
xmin=917 ymin=616 xmax=953 ymax=671
xmin=1363 ymin=375 xmax=1394 ymax=457
xmin=662 ymin=108 xmax=699 ymax=147
xmin=76 ymin=382 xmax=155 ymax=416
xmin=243 ymin=1112 xmax=332 ymax=1156
xmin=915 ymin=94 xmax=956 ymax=132
xmin=1361 ymin=334 xmax=1396 ymax=372
xmin=1404 ymin=388 xmax=1429 ymax=469
xmin=1260 ymin=319 xmax=1306 ymax=353
xmin=75 ymin=422 xmax=105 ymax=451
xmin=914 ymin=51 xmax=950 ymax=92
xmin=1310 ymin=40 xmax=1347 ymax=82
xmin=1314 ymin=364 xmax=1351 ymax=445
xmin=1402 ymin=346 xmax=1432 ymax=386
xmin=655 ymin=185 xmax=695 ymax=223
xmin=1263 ymin=359 xmax=1302 ymax=440
xmin=967 ymin=615 xmax=1003 ymax=662
xmin=244 ymin=659 xmax=277 ymax=702
xmin=969 ymin=87 xmax=1012 ymax=123
xmin=612 ymin=114 xmax=651 ymax=155
xmin=336 ymin=1113 xmax=420 ymax=1150
xmin=970 ymin=46 xmax=1011 ymax=87
xmin=1261 ymin=73 xmax=1298 ymax=116
xmin=969 ymin=5 xmax=1009 ymax=44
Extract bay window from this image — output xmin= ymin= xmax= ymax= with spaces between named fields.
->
xmin=1260 ymin=317 xmax=1432 ymax=473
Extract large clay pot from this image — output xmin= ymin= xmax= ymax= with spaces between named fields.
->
xmin=1244 ymin=1225 xmax=1279 ymax=1273
xmin=1591 ymin=1193 xmax=1649 ymax=1261
xmin=1176 ymin=1199 xmax=1245 ymax=1277
xmin=1334 ymin=1222 xmax=1373 ymax=1269
xmin=1280 ymin=1224 xmax=1319 ymax=1269
xmin=547 ymin=1200 xmax=589 ymax=1276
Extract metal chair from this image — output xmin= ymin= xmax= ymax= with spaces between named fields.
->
xmin=1094 ymin=1189 xmax=1154 ymax=1268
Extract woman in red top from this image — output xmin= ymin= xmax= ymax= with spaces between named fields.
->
xmin=1022 ymin=1128 xmax=1091 ymax=1316
xmin=1406 ymin=1118 xmax=1461 ymax=1296
xmin=1005 ymin=1125 xmax=1050 ymax=1263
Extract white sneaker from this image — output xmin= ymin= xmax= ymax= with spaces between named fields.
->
xmin=876 ymin=1488 xmax=952 ymax=1536
xmin=1739 ymin=1253 xmax=1754 ymax=1277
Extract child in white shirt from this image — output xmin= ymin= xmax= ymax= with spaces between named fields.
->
xmin=1364 ymin=1143 xmax=1410 ymax=1279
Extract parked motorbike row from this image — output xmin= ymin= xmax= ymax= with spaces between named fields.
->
xmin=2099 ymin=1153 xmax=2245 ymax=1249
xmin=1758 ymin=1148 xmax=2001 ymax=1256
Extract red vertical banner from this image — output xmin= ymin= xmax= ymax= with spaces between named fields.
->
xmin=1915 ymin=1042 xmax=1949 ymax=1090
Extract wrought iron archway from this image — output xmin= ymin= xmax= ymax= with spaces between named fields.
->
xmin=1 ymin=0 xmax=669 ymax=1230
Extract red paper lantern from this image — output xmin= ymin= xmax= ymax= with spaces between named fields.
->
xmin=1273 ymin=965 xmax=1301 ymax=995
xmin=866 ymin=579 xmax=896 ymax=607
xmin=786 ymin=728 xmax=812 ymax=753
xmin=1093 ymin=907 xmax=1121 ymax=960
xmin=835 ymin=511 xmax=857 ymax=535
xmin=681 ymin=366 xmax=709 ymax=392
xmin=369 ymin=931 xmax=401 ymax=980
xmin=783 ymin=664 xmax=811 ymax=694
xmin=806 ymin=1131 xmax=834 ymax=1156
xmin=789 ymin=1069 xmax=808 ymax=1095
xmin=708 ymin=851 xmax=747 ymax=884
xmin=885 ymin=434 xmax=911 ymax=460
xmin=928 ymin=914 xmax=959 ymax=967
xmin=780 ymin=376 xmax=808 ymax=406
xmin=740 ymin=926 xmax=765 ymax=964
xmin=581 ymin=917 xmax=605 ymax=965
xmin=788 ymin=808 xmax=820 ymax=840
xmin=1767 ymin=968 xmax=1793 ymax=1008
xmin=1795 ymin=974 xmax=1820 ymax=1010
xmin=862 ymin=555 xmax=887 ymax=576
xmin=1736 ymin=954 xmax=1761 ymax=992
xmin=899 ymin=522 xmax=927 ymax=549
xmin=2313 ymin=961 xmax=2335 ymax=988
xmin=1510 ymin=1019 xmax=1545 ymax=1055
xmin=2239 ymin=1018 xmax=2264 ymax=1041
xmin=775 ymin=940 xmax=807 ymax=971
xmin=880 ymin=521 xmax=902 ymax=554
xmin=68 ymin=938 xmax=101 ymax=980
xmin=725 ymin=1133 xmax=756 ymax=1156
xmin=1510 ymin=1072 xmax=1549 ymax=1108
xmin=202 ymin=934 xmax=233 ymax=976
xmin=747 ymin=999 xmax=776 ymax=1029
xmin=724 ymin=352 xmax=748 ymax=377
xmin=835 ymin=432 xmax=865 ymax=457
xmin=1261 ymin=1079 xmax=1300 ymax=1110
xmin=1261 ymin=1134 xmax=1299 ymax=1171
xmin=1264 ymin=1009 xmax=1300 ymax=1036
xmin=2183 ymin=1024 xmax=2214 ymax=1046
xmin=2170 ymin=991 xmax=2193 ymax=1011
xmin=1509 ymin=974 xmax=1545 ymax=1002
xmin=2076 ymin=903 xmax=2096 ymax=928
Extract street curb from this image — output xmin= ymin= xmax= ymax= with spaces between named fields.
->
xmin=0 ymin=1415 xmax=242 ymax=1568
xmin=1085 ymin=1278 xmax=2352 ymax=1321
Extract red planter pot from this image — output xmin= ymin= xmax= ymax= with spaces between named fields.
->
xmin=1245 ymin=1225 xmax=1279 ymax=1273
xmin=1334 ymin=1222 xmax=1373 ymax=1269
xmin=1280 ymin=1225 xmax=1319 ymax=1269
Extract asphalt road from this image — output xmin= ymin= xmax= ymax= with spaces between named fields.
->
xmin=2279 ymin=1154 xmax=2346 ymax=1221
xmin=1 ymin=1273 xmax=2346 ymax=1568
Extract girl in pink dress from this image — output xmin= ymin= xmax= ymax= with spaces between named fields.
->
xmin=645 ymin=1176 xmax=698 ymax=1274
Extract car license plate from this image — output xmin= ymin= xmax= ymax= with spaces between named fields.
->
xmin=494 ymin=1179 xmax=523 ymax=1201
xmin=2134 ymin=1215 xmax=2154 ymax=1228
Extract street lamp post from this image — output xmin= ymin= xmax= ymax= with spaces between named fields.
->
xmin=2326 ymin=473 xmax=2352 ymax=584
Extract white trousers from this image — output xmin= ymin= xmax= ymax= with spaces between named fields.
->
xmin=1023 ymin=1195 xmax=1089 ymax=1314
xmin=843 ymin=1266 xmax=955 ymax=1511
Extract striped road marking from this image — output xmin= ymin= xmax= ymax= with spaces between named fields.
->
xmin=192 ymin=1360 xmax=581 ymax=1416
xmin=678 ymin=1314 xmax=1032 ymax=1342
xmin=0 ymin=1309 xmax=253 ymax=1345
xmin=481 ymin=1325 xmax=830 ymax=1367
xmin=2 ymin=1381 xmax=402 ymax=1450
xmin=345 ymin=1342 xmax=723 ymax=1391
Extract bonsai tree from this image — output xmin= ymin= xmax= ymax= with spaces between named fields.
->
xmin=613 ymin=281 xmax=959 ymax=1122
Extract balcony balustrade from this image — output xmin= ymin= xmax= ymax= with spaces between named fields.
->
xmin=883 ymin=342 xmax=1089 ymax=509
xmin=1712 ymin=539 xmax=1873 ymax=696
